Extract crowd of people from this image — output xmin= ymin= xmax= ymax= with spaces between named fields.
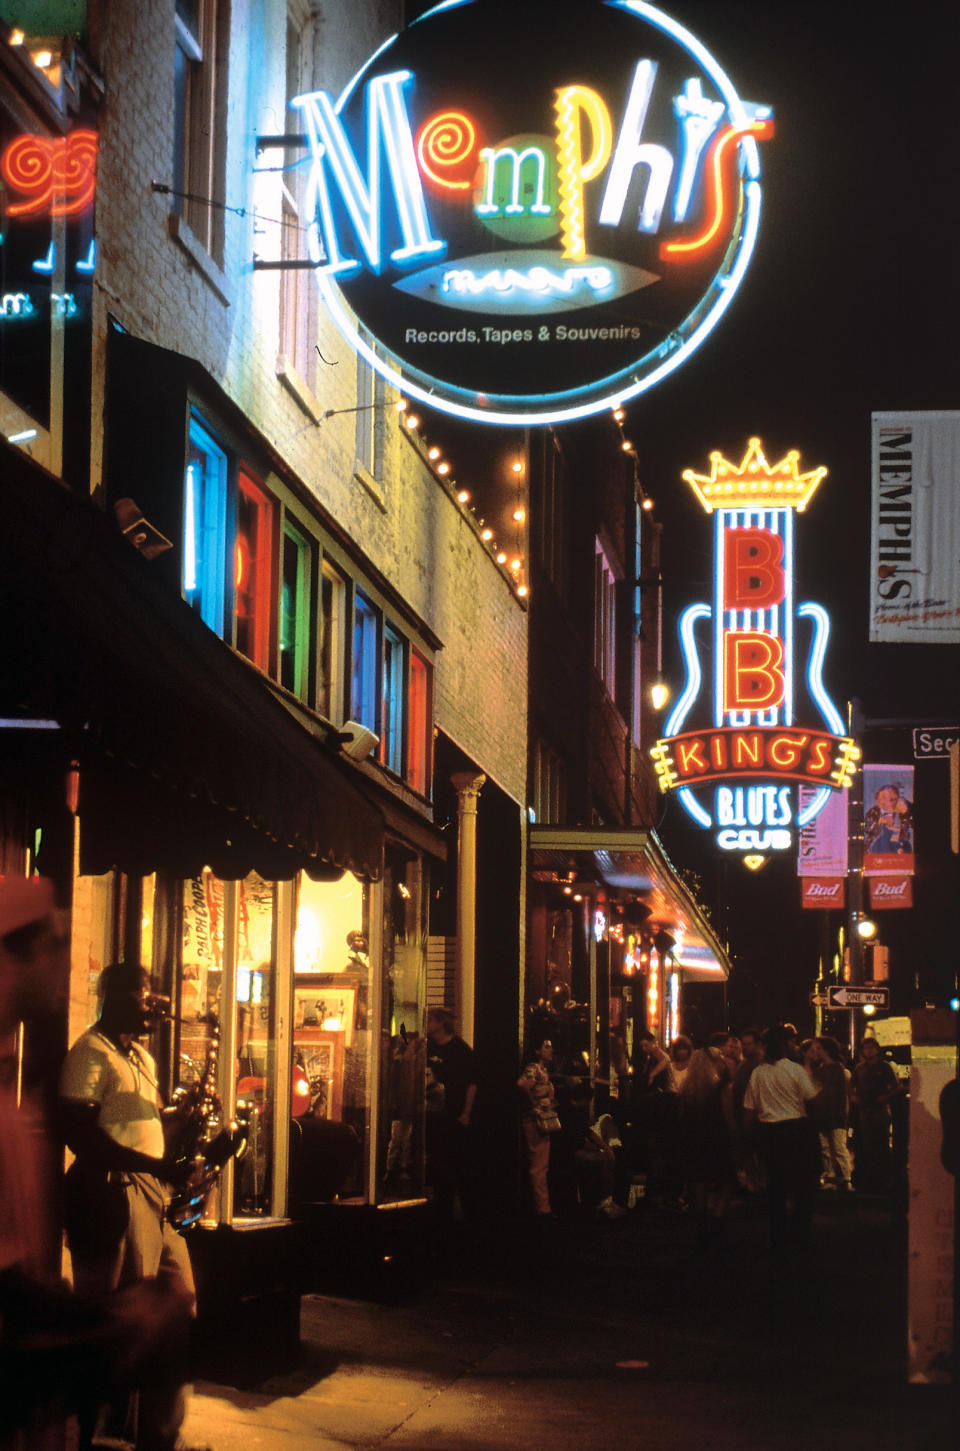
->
xmin=516 ymin=1019 xmax=907 ymax=1258
xmin=1 ymin=865 xmax=914 ymax=1445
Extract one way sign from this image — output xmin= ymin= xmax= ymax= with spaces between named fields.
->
xmin=827 ymin=985 xmax=890 ymax=1010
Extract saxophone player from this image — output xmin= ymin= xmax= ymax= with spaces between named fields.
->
xmin=58 ymin=963 xmax=211 ymax=1451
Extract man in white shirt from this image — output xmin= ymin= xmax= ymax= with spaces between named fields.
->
xmin=59 ymin=964 xmax=206 ymax=1451
xmin=743 ymin=1024 xmax=821 ymax=1257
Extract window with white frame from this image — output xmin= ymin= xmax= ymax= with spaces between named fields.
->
xmin=280 ymin=519 xmax=314 ymax=700
xmin=319 ymin=559 xmax=346 ymax=723
xmin=532 ymin=739 xmax=566 ymax=824
xmin=278 ymin=1 xmax=316 ymax=384
xmin=594 ymin=539 xmax=617 ymax=698
xmin=380 ymin=623 xmax=405 ymax=775
xmin=173 ymin=0 xmax=226 ymax=260
xmin=355 ymin=341 xmax=386 ymax=481
xmin=534 ymin=431 xmax=566 ymax=591
xmin=351 ymin=591 xmax=379 ymax=733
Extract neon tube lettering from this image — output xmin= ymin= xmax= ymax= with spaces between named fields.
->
xmin=731 ymin=733 xmax=762 ymax=768
xmin=662 ymin=118 xmax=773 ymax=258
xmin=723 ymin=529 xmax=785 ymax=610
xmin=768 ymin=733 xmax=808 ymax=770
xmin=554 ymin=85 xmax=612 ymax=260
xmin=677 ymin=738 xmax=708 ymax=775
xmin=295 ymin=72 xmax=443 ymax=275
xmin=441 ymin=264 xmax=612 ymax=298
xmin=476 ymin=145 xmax=552 ymax=217
xmin=724 ymin=632 xmax=785 ymax=711
xmin=416 ymin=111 xmax=477 ymax=191
xmin=598 ymin=60 xmax=674 ymax=235
xmin=672 ymin=79 xmax=724 ymax=223
xmin=0 ymin=130 xmax=98 ymax=218
xmin=0 ymin=292 xmax=34 ymax=316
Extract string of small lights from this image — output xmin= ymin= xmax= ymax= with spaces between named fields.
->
xmin=397 ymin=399 xmax=529 ymax=601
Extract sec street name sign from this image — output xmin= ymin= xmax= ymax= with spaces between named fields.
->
xmin=827 ymin=985 xmax=890 ymax=1009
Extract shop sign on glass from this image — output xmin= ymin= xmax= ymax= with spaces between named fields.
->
xmin=292 ymin=0 xmax=773 ymax=425
xmin=650 ymin=439 xmax=859 ymax=857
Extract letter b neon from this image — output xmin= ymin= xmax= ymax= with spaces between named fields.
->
xmin=723 ymin=529 xmax=785 ymax=610
xmin=724 ymin=632 xmax=785 ymax=710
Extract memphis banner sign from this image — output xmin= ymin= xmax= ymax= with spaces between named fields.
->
xmin=291 ymin=0 xmax=772 ymax=425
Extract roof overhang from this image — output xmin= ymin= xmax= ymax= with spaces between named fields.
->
xmin=0 ymin=441 xmax=383 ymax=882
xmin=529 ymin=825 xmax=729 ymax=982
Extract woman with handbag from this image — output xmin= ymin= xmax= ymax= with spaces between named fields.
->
xmin=517 ymin=1038 xmax=561 ymax=1216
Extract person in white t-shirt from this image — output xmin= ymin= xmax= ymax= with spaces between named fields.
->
xmin=742 ymin=1024 xmax=821 ymax=1257
xmin=59 ymin=964 xmax=208 ymax=1451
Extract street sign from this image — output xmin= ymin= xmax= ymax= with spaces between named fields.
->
xmin=827 ymin=985 xmax=890 ymax=1009
xmin=913 ymin=727 xmax=959 ymax=760
xmin=810 ymin=993 xmax=829 ymax=1006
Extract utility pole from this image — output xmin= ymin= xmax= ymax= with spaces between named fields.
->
xmin=845 ymin=699 xmax=865 ymax=1057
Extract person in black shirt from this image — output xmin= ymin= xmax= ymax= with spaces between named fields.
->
xmin=425 ymin=1007 xmax=477 ymax=1225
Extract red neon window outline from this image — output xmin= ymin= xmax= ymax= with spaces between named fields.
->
xmin=407 ymin=649 xmax=431 ymax=796
xmin=234 ymin=472 xmax=275 ymax=673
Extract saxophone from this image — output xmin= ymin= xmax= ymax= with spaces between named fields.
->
xmin=164 ymin=1015 xmax=245 ymax=1232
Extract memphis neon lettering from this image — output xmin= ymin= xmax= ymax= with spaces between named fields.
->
xmin=292 ymin=61 xmax=771 ymax=280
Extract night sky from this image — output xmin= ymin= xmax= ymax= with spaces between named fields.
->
xmin=402 ymin=1 xmax=960 ymax=1030
xmin=618 ymin=1 xmax=959 ymax=1030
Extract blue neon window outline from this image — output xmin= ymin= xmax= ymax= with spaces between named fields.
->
xmin=183 ymin=413 xmax=228 ymax=635
xmin=381 ymin=623 xmax=405 ymax=775
xmin=303 ymin=0 xmax=765 ymax=426
xmin=351 ymin=592 xmax=380 ymax=730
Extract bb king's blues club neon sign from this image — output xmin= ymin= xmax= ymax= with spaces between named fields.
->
xmin=291 ymin=0 xmax=773 ymax=425
xmin=650 ymin=440 xmax=859 ymax=855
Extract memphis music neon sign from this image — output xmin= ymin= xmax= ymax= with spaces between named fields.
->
xmin=290 ymin=0 xmax=772 ymax=425
xmin=650 ymin=439 xmax=858 ymax=855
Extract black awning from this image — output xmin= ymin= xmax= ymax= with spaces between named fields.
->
xmin=0 ymin=441 xmax=383 ymax=881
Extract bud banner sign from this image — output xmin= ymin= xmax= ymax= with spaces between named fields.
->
xmin=869 ymin=876 xmax=913 ymax=910
xmin=651 ymin=439 xmax=858 ymax=857
xmin=801 ymin=877 xmax=845 ymax=910
xmin=291 ymin=0 xmax=772 ymax=425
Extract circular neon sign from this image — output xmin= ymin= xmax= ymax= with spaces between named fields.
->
xmin=294 ymin=0 xmax=772 ymax=425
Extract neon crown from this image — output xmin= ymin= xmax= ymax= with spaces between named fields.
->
xmin=682 ymin=437 xmax=827 ymax=513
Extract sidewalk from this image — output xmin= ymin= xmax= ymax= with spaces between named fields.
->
xmin=183 ymin=1192 xmax=954 ymax=1451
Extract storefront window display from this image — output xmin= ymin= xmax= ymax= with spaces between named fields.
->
xmin=71 ymin=861 xmax=385 ymax=1224
xmin=378 ymin=843 xmax=426 ymax=1200
xmin=179 ymin=868 xmax=278 ymax=1220
xmin=292 ymin=871 xmax=371 ymax=1202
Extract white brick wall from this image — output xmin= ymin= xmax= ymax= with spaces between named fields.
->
xmin=89 ymin=0 xmax=527 ymax=804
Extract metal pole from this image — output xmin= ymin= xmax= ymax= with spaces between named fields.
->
xmin=846 ymin=699 xmax=865 ymax=1058
xmin=451 ymin=771 xmax=486 ymax=1046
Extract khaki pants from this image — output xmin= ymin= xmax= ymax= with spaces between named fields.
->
xmin=66 ymin=1169 xmax=194 ymax=1451
xmin=521 ymin=1116 xmax=552 ymax=1214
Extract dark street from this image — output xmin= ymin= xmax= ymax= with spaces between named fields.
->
xmin=185 ymin=1190 xmax=954 ymax=1450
